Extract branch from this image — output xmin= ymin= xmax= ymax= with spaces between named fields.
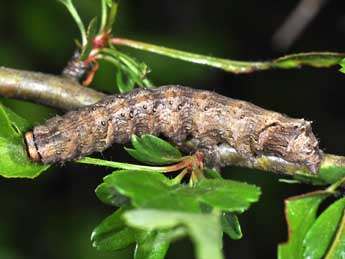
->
xmin=0 ymin=66 xmax=344 ymax=185
xmin=0 ymin=67 xmax=105 ymax=110
xmin=110 ymin=38 xmax=345 ymax=73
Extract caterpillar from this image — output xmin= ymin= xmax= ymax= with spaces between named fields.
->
xmin=24 ymin=85 xmax=322 ymax=173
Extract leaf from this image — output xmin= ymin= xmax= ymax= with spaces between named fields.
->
xmin=124 ymin=209 xmax=224 ymax=259
xmin=339 ymin=58 xmax=345 ymax=73
xmin=221 ymin=212 xmax=242 ymax=240
xmin=105 ymin=0 xmax=118 ymax=32
xmin=99 ymin=48 xmax=153 ymax=87
xmin=0 ymin=103 xmax=50 ymax=178
xmin=0 ymin=103 xmax=17 ymax=138
xmin=134 ymin=231 xmax=170 ymax=259
xmin=91 ymin=208 xmax=136 ymax=251
xmin=94 ymin=165 xmax=259 ymax=259
xmin=91 ymin=208 xmax=170 ymax=257
xmin=203 ymin=168 xmax=223 ymax=179
xmin=111 ymin=38 xmax=345 ymax=74
xmin=324 ymin=210 xmax=345 ymax=259
xmin=3 ymin=106 xmax=31 ymax=133
xmin=58 ymin=0 xmax=87 ymax=46
xmin=196 ymin=178 xmax=261 ymax=213
xmin=116 ymin=70 xmax=136 ymax=93
xmin=105 ymin=0 xmax=113 ymax=7
xmin=96 ymin=170 xmax=261 ymax=213
xmin=80 ymin=17 xmax=98 ymax=60
xmin=302 ymin=198 xmax=345 ymax=259
xmin=126 ymin=135 xmax=183 ymax=165
xmin=96 ymin=170 xmax=198 ymax=212
xmin=273 ymin=52 xmax=345 ymax=69
xmin=293 ymin=154 xmax=345 ymax=186
xmin=99 ymin=0 xmax=118 ymax=34
xmin=95 ymin=181 xmax=130 ymax=207
xmin=92 ymin=208 xmax=171 ymax=257
xmin=278 ymin=191 xmax=333 ymax=259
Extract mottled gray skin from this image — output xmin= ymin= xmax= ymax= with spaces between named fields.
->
xmin=25 ymin=85 xmax=322 ymax=173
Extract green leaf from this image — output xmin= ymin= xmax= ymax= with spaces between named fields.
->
xmin=0 ymin=103 xmax=50 ymax=178
xmin=58 ymin=0 xmax=87 ymax=46
xmin=105 ymin=1 xmax=118 ymax=32
xmin=126 ymin=135 xmax=183 ymax=165
xmin=195 ymin=178 xmax=261 ymax=213
xmin=105 ymin=0 xmax=113 ymax=7
xmin=91 ymin=208 xmax=170 ymax=257
xmin=278 ymin=191 xmax=333 ymax=259
xmin=221 ymin=212 xmax=242 ymax=240
xmin=134 ymin=231 xmax=170 ymax=259
xmin=339 ymin=58 xmax=345 ymax=73
xmin=94 ymin=163 xmax=259 ymax=259
xmin=80 ymin=17 xmax=98 ymax=60
xmin=319 ymin=167 xmax=345 ymax=185
xmin=273 ymin=52 xmax=345 ymax=69
xmin=3 ymin=106 xmax=31 ymax=133
xmin=293 ymin=154 xmax=345 ymax=186
xmin=111 ymin=38 xmax=345 ymax=74
xmin=302 ymin=198 xmax=345 ymax=259
xmin=203 ymin=168 xmax=223 ymax=179
xmin=96 ymin=170 xmax=198 ymax=212
xmin=0 ymin=103 xmax=18 ymax=138
xmin=95 ymin=181 xmax=130 ymax=207
xmin=99 ymin=0 xmax=118 ymax=34
xmin=99 ymin=48 xmax=153 ymax=87
xmin=324 ymin=211 xmax=345 ymax=259
xmin=100 ymin=0 xmax=109 ymax=33
xmin=124 ymin=209 xmax=224 ymax=259
xmin=96 ymin=170 xmax=261 ymax=213
xmin=91 ymin=208 xmax=136 ymax=251
xmin=116 ymin=70 xmax=136 ymax=93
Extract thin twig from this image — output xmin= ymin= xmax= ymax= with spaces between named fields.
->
xmin=0 ymin=67 xmax=105 ymax=110
xmin=110 ymin=38 xmax=345 ymax=73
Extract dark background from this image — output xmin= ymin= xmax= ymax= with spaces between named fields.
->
xmin=1 ymin=0 xmax=345 ymax=258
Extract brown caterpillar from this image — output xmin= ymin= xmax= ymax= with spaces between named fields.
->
xmin=24 ymin=85 xmax=322 ymax=173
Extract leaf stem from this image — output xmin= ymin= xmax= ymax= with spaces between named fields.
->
xmin=99 ymin=0 xmax=108 ymax=34
xmin=324 ymin=209 xmax=345 ymax=259
xmin=327 ymin=177 xmax=345 ymax=192
xmin=98 ymin=49 xmax=153 ymax=87
xmin=77 ymin=156 xmax=192 ymax=173
xmin=172 ymin=168 xmax=189 ymax=184
xmin=111 ymin=38 xmax=269 ymax=73
xmin=111 ymin=38 xmax=345 ymax=73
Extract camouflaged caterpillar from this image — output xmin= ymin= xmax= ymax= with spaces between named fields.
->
xmin=24 ymin=85 xmax=322 ymax=173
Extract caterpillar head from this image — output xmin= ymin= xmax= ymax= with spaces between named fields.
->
xmin=24 ymin=131 xmax=41 ymax=162
xmin=287 ymin=121 xmax=322 ymax=174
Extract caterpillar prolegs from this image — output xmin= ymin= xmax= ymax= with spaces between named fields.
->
xmin=24 ymin=85 xmax=322 ymax=173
